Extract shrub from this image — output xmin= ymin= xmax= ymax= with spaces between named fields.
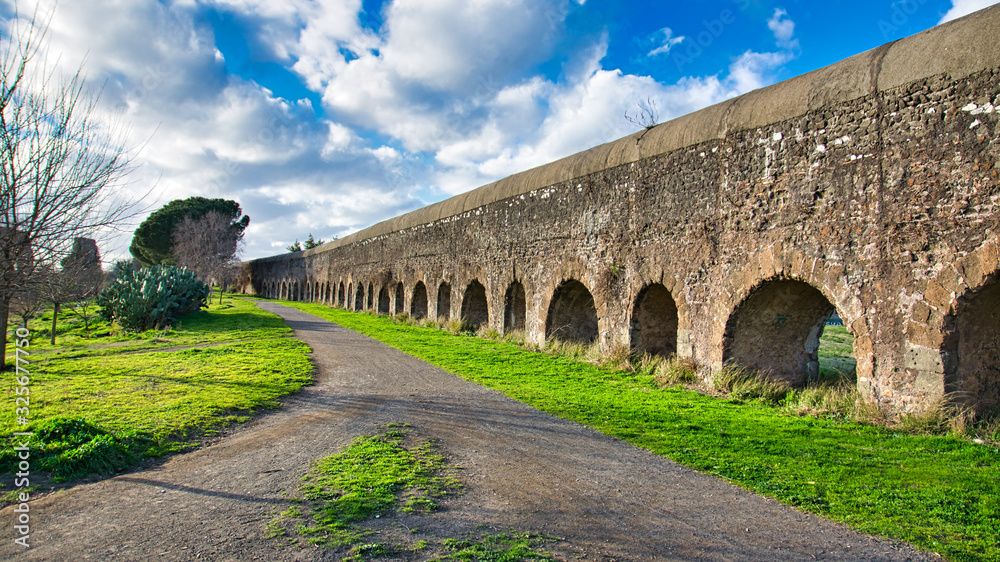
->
xmin=96 ymin=264 xmax=209 ymax=332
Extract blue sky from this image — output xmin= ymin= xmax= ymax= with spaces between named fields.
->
xmin=2 ymin=0 xmax=997 ymax=261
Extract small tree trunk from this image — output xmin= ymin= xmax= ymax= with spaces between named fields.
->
xmin=0 ymin=297 xmax=9 ymax=370
xmin=51 ymin=302 xmax=60 ymax=345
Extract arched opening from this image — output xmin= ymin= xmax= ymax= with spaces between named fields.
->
xmin=817 ymin=311 xmax=856 ymax=382
xmin=503 ymin=281 xmax=526 ymax=333
xmin=394 ymin=283 xmax=405 ymax=314
xmin=293 ymin=282 xmax=300 ymax=301
xmin=723 ymin=279 xmax=840 ymax=386
xmin=460 ymin=280 xmax=488 ymax=328
xmin=367 ymin=283 xmax=374 ymax=310
xmin=437 ymin=282 xmax=452 ymax=321
xmin=952 ymin=280 xmax=1000 ymax=415
xmin=378 ymin=286 xmax=390 ymax=314
xmin=315 ymin=282 xmax=321 ymax=302
xmin=411 ymin=282 xmax=428 ymax=318
xmin=323 ymin=283 xmax=329 ymax=304
xmin=355 ymin=284 xmax=364 ymax=310
xmin=545 ymin=279 xmax=598 ymax=344
xmin=630 ymin=284 xmax=678 ymax=357
xmin=347 ymin=283 xmax=353 ymax=308
xmin=337 ymin=282 xmax=346 ymax=307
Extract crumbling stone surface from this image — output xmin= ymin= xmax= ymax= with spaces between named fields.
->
xmin=242 ymin=8 xmax=1000 ymax=414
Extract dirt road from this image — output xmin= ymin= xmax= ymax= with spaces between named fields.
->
xmin=0 ymin=302 xmax=934 ymax=560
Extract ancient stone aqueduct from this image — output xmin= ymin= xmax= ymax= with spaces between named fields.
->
xmin=241 ymin=7 xmax=1000 ymax=415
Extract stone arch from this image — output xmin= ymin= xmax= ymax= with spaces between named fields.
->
xmin=503 ymin=281 xmax=526 ymax=333
xmin=914 ymin=237 xmax=1000 ymax=414
xmin=437 ymin=282 xmax=452 ymax=321
xmin=460 ymin=280 xmax=488 ymax=328
xmin=293 ymin=282 xmax=300 ymax=301
xmin=355 ymin=284 xmax=365 ymax=310
xmin=630 ymin=283 xmax=678 ymax=357
xmin=411 ymin=282 xmax=428 ymax=318
xmin=367 ymin=283 xmax=374 ymax=310
xmin=394 ymin=283 xmax=405 ymax=314
xmin=949 ymin=280 xmax=1000 ymax=414
xmin=315 ymin=281 xmax=321 ymax=303
xmin=723 ymin=278 xmax=837 ymax=386
xmin=347 ymin=283 xmax=353 ymax=308
xmin=545 ymin=279 xmax=598 ymax=344
xmin=378 ymin=286 xmax=390 ymax=314
xmin=714 ymin=247 xmax=869 ymax=390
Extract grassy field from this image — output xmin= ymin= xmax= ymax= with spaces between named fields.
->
xmin=276 ymin=301 xmax=999 ymax=562
xmin=0 ymin=296 xmax=312 ymax=484
xmin=818 ymin=324 xmax=857 ymax=380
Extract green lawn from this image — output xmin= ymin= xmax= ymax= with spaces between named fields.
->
xmin=0 ymin=297 xmax=313 ymax=483
xmin=818 ymin=324 xmax=857 ymax=380
xmin=276 ymin=301 xmax=999 ymax=562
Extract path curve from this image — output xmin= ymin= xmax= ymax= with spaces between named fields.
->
xmin=0 ymin=302 xmax=933 ymax=561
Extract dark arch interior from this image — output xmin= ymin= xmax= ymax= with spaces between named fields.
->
xmin=504 ymin=281 xmax=526 ymax=333
xmin=347 ymin=283 xmax=353 ymax=307
xmin=546 ymin=279 xmax=598 ymax=344
xmin=378 ymin=286 xmax=390 ymax=314
xmin=723 ymin=279 xmax=836 ymax=386
xmin=337 ymin=282 xmax=346 ymax=306
xmin=437 ymin=283 xmax=452 ymax=320
xmin=367 ymin=283 xmax=374 ymax=309
xmin=411 ymin=282 xmax=428 ymax=318
xmin=461 ymin=280 xmax=489 ymax=328
xmin=355 ymin=285 xmax=364 ymax=310
xmin=631 ymin=283 xmax=678 ymax=357
xmin=394 ymin=283 xmax=405 ymax=314
xmin=953 ymin=280 xmax=1000 ymax=414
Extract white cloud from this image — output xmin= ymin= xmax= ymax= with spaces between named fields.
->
xmin=648 ymin=27 xmax=686 ymax=57
xmin=939 ymin=0 xmax=1000 ymax=23
xmin=767 ymin=8 xmax=799 ymax=50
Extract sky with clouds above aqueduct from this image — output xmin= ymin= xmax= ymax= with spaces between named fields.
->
xmin=1 ymin=0 xmax=998 ymax=262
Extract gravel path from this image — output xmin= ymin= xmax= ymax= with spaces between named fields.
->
xmin=0 ymin=301 xmax=935 ymax=561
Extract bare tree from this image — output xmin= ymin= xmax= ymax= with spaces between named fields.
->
xmin=172 ymin=211 xmax=244 ymax=304
xmin=0 ymin=10 xmax=142 ymax=365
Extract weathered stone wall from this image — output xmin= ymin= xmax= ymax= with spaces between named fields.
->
xmin=243 ymin=7 xmax=1000 ymax=414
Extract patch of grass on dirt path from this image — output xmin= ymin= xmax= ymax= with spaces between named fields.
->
xmin=278 ymin=301 xmax=1000 ymax=562
xmin=268 ymin=424 xmax=558 ymax=561
xmin=0 ymin=297 xmax=312 ymax=485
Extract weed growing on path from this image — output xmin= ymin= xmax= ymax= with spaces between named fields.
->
xmin=269 ymin=425 xmax=463 ymax=556
xmin=267 ymin=424 xmax=560 ymax=561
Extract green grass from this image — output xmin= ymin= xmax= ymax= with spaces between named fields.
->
xmin=818 ymin=324 xmax=857 ymax=380
xmin=0 ymin=297 xmax=313 ymax=483
xmin=435 ymin=532 xmax=558 ymax=561
xmin=276 ymin=301 xmax=1000 ymax=562
xmin=268 ymin=425 xmax=463 ymax=558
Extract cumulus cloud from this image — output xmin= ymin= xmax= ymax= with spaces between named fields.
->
xmin=939 ymin=0 xmax=1000 ymax=23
